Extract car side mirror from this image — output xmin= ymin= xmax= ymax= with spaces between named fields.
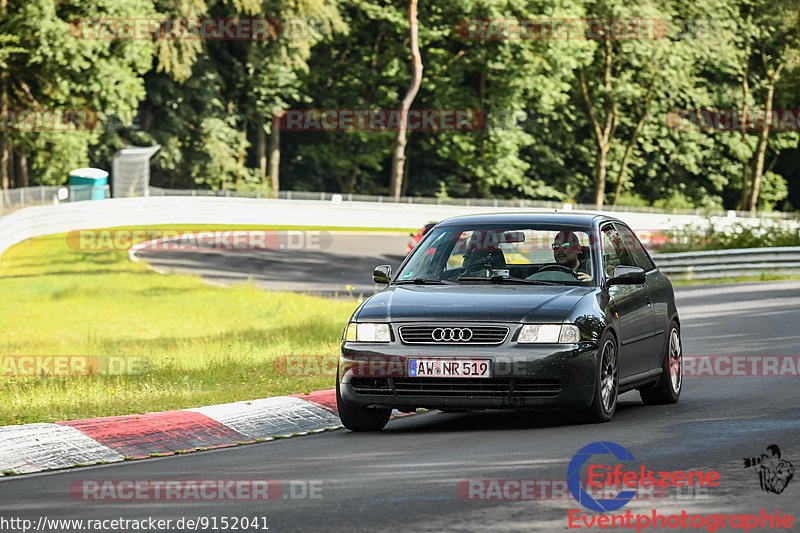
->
xmin=373 ymin=264 xmax=392 ymax=284
xmin=607 ymin=265 xmax=646 ymax=286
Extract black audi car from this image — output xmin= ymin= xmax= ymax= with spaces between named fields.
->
xmin=337 ymin=213 xmax=682 ymax=431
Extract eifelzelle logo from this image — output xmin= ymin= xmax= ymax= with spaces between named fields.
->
xmin=569 ymin=441 xmax=724 ymax=513
xmin=566 ymin=442 xmax=794 ymax=531
xmin=568 ymin=442 xmax=719 ymax=528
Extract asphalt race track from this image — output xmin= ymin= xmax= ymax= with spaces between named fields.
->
xmin=2 ymin=237 xmax=800 ymax=532
xmin=133 ymin=231 xmax=411 ymax=297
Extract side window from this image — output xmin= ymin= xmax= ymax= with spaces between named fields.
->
xmin=601 ymin=225 xmax=627 ymax=277
xmin=446 ymin=231 xmax=470 ymax=270
xmin=400 ymin=230 xmax=453 ymax=280
xmin=613 ymin=224 xmax=656 ymax=272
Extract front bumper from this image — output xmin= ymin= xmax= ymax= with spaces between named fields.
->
xmin=338 ymin=340 xmax=599 ymax=410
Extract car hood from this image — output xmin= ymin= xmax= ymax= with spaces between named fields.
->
xmin=355 ymin=284 xmax=595 ymax=323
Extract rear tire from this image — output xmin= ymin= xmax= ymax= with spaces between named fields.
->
xmin=640 ymin=321 xmax=682 ymax=405
xmin=336 ymin=377 xmax=391 ymax=431
xmin=582 ymin=331 xmax=618 ymax=423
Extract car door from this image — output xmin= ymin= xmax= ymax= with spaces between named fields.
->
xmin=601 ymin=224 xmax=655 ymax=380
xmin=613 ymin=223 xmax=669 ymax=372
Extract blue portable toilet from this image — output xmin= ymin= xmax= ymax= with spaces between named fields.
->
xmin=69 ymin=168 xmax=109 ymax=201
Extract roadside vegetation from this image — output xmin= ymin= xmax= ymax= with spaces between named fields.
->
xmin=3 ymin=222 xmax=798 ymax=425
xmin=670 ymin=272 xmax=800 ymax=286
xmin=2 ymin=1 xmax=799 ymax=213
xmin=0 ymin=227 xmax=384 ymax=426
xmin=655 ymin=219 xmax=800 ymax=252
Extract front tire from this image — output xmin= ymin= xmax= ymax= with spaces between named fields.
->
xmin=640 ymin=321 xmax=682 ymax=405
xmin=336 ymin=377 xmax=391 ymax=431
xmin=583 ymin=331 xmax=619 ymax=423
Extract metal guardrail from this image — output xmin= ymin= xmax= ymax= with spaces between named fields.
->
xmin=2 ymin=187 xmax=799 ymax=281
xmin=0 ymin=185 xmax=110 ymax=216
xmin=654 ymin=247 xmax=800 ymax=280
xmin=0 ymin=196 xmax=737 ymax=266
xmin=146 ymin=186 xmax=799 ymax=219
xmin=2 ymin=184 xmax=797 ymax=220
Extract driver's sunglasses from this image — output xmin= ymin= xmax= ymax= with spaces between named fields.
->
xmin=551 ymin=242 xmax=577 ymax=250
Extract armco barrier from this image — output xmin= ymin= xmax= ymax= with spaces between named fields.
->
xmin=2 ymin=183 xmax=798 ymax=220
xmin=653 ymin=247 xmax=800 ymax=280
xmin=148 ymin=187 xmax=800 ymax=220
xmin=0 ymin=196 xmax=793 ymax=268
xmin=0 ymin=185 xmax=110 ymax=216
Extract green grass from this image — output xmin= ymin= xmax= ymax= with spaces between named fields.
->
xmin=670 ymin=272 xmax=800 ymax=286
xmin=0 ymin=225 xmax=383 ymax=426
xmin=8 ymin=223 xmax=791 ymax=426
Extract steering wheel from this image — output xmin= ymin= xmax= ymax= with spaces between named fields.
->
xmin=530 ymin=264 xmax=580 ymax=279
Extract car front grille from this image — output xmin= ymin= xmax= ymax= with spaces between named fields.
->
xmin=350 ymin=377 xmax=562 ymax=399
xmin=398 ymin=325 xmax=509 ymax=344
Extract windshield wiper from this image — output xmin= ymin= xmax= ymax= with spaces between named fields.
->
xmin=507 ymin=278 xmax=563 ymax=285
xmin=395 ymin=278 xmax=452 ymax=285
xmin=457 ymin=276 xmax=560 ymax=285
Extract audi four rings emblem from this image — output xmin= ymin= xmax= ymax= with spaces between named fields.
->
xmin=431 ymin=327 xmax=473 ymax=342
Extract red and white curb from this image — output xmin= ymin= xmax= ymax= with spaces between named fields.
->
xmin=0 ymin=390 xmax=341 ymax=477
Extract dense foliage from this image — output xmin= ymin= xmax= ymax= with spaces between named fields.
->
xmin=660 ymin=218 xmax=800 ymax=251
xmin=1 ymin=0 xmax=799 ymax=211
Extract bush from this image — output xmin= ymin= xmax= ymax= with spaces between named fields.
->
xmin=656 ymin=218 xmax=800 ymax=252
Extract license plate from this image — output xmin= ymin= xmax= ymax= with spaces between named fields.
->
xmin=408 ymin=358 xmax=491 ymax=378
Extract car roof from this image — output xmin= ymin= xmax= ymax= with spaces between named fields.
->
xmin=435 ymin=211 xmax=625 ymax=228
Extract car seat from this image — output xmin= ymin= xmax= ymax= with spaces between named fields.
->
xmin=462 ymin=248 xmax=507 ymax=277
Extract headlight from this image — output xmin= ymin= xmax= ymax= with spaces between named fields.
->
xmin=518 ymin=324 xmax=581 ymax=344
xmin=344 ymin=323 xmax=391 ymax=342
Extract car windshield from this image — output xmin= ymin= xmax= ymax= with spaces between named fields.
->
xmin=396 ymin=224 xmax=596 ymax=285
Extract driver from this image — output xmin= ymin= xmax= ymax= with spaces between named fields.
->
xmin=552 ymin=231 xmax=592 ymax=282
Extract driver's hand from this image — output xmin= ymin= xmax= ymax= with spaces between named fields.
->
xmin=576 ymin=272 xmax=592 ymax=282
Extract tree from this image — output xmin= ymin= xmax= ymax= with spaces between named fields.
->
xmin=737 ymin=0 xmax=800 ymax=214
xmin=99 ymin=0 xmax=345 ymax=192
xmin=574 ymin=0 xmax=716 ymax=208
xmin=1 ymin=0 xmax=155 ymax=188
xmin=388 ymin=0 xmax=422 ymax=201
xmin=0 ymin=31 xmax=24 ymax=189
xmin=246 ymin=0 xmax=345 ymax=193
xmin=281 ymin=1 xmax=407 ymax=194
